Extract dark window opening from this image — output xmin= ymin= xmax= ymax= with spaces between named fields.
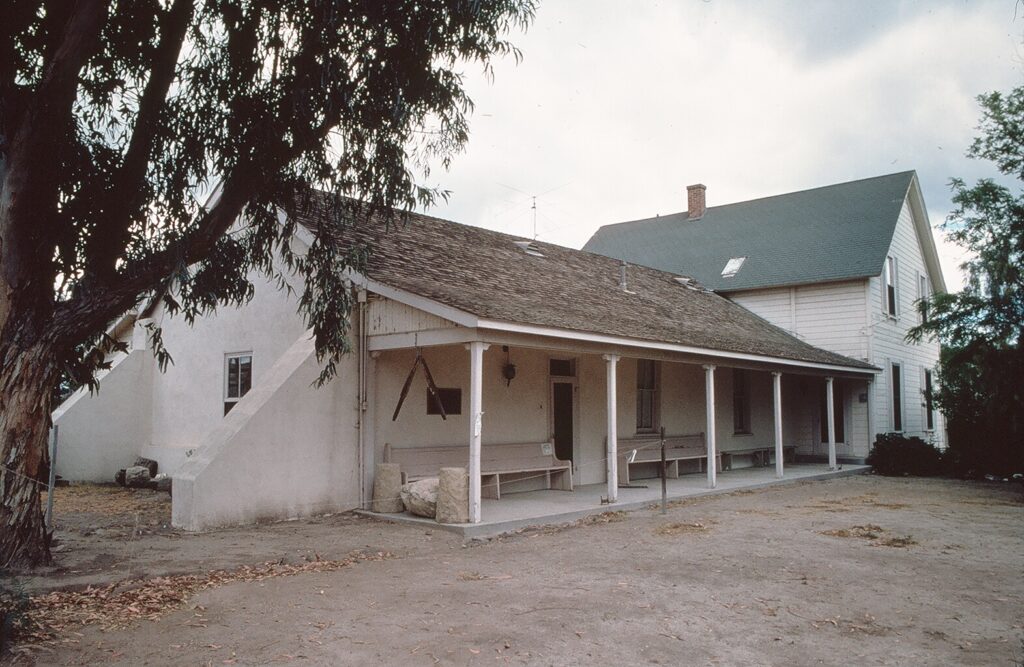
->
xmin=924 ymin=369 xmax=935 ymax=431
xmin=733 ymin=369 xmax=751 ymax=434
xmin=891 ymin=364 xmax=903 ymax=431
xmin=636 ymin=359 xmax=657 ymax=432
xmin=549 ymin=358 xmax=576 ymax=377
xmin=427 ymin=387 xmax=462 ymax=415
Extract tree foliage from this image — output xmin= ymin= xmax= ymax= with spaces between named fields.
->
xmin=909 ymin=87 xmax=1024 ymax=475
xmin=0 ymin=0 xmax=534 ymax=567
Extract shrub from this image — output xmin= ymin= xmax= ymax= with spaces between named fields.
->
xmin=867 ymin=433 xmax=946 ymax=476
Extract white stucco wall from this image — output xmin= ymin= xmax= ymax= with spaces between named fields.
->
xmin=147 ymin=269 xmax=310 ymax=456
xmin=52 ymin=326 xmax=153 ymax=482
xmin=172 ymin=333 xmax=360 ymax=530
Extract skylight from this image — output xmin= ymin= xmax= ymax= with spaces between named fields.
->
xmin=721 ymin=256 xmax=746 ymax=278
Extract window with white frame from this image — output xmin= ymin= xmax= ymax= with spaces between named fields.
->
xmin=883 ymin=256 xmax=898 ymax=317
xmin=918 ymin=273 xmax=930 ymax=323
xmin=890 ymin=361 xmax=903 ymax=432
xmin=636 ymin=359 xmax=658 ymax=432
xmin=224 ymin=353 xmax=253 ymax=415
xmin=923 ymin=368 xmax=935 ymax=431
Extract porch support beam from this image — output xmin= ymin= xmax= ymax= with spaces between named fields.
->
xmin=772 ymin=371 xmax=784 ymax=479
xmin=826 ymin=376 xmax=837 ymax=470
xmin=603 ymin=354 xmax=620 ymax=503
xmin=704 ymin=364 xmax=717 ymax=489
xmin=467 ymin=341 xmax=490 ymax=523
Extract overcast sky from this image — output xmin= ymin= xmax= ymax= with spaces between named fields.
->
xmin=423 ymin=0 xmax=1024 ymax=290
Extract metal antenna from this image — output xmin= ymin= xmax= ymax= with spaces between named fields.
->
xmin=532 ymin=196 xmax=537 ymax=239
xmin=495 ymin=181 xmax=573 ymax=240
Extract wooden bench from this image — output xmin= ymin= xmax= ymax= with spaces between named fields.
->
xmin=613 ymin=433 xmax=721 ymax=485
xmin=720 ymin=445 xmax=798 ymax=470
xmin=383 ymin=442 xmax=572 ymax=500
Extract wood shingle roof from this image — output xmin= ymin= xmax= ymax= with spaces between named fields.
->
xmin=296 ymin=201 xmax=876 ymax=372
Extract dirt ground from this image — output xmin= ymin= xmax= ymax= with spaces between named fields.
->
xmin=5 ymin=474 xmax=1024 ymax=666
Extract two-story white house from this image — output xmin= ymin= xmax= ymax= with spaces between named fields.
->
xmin=584 ymin=171 xmax=947 ymax=462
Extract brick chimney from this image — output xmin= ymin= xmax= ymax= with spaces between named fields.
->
xmin=687 ymin=183 xmax=707 ymax=220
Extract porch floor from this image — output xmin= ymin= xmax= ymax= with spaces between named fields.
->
xmin=360 ymin=463 xmax=871 ymax=539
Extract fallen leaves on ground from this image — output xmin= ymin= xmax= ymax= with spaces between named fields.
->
xmin=13 ymin=550 xmax=394 ymax=651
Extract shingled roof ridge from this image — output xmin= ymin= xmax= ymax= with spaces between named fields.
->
xmin=596 ymin=170 xmax=917 ymax=231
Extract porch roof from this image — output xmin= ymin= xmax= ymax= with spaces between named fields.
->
xmin=294 ymin=199 xmax=876 ymax=373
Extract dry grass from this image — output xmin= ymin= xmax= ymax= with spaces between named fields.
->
xmin=821 ymin=524 xmax=884 ymax=540
xmin=580 ymin=511 xmax=628 ymax=525
xmin=819 ymin=524 xmax=917 ymax=548
xmin=41 ymin=484 xmax=168 ymax=518
xmin=876 ymin=536 xmax=918 ymax=548
xmin=654 ymin=521 xmax=710 ymax=536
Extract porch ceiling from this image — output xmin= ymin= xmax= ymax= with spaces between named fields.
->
xmin=368 ymin=325 xmax=876 ymax=379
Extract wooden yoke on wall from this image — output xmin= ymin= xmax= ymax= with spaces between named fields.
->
xmin=392 ymin=349 xmax=447 ymax=421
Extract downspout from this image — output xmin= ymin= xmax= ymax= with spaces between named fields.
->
xmin=357 ymin=288 xmax=368 ymax=508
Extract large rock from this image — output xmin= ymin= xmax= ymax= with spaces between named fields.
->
xmin=436 ymin=467 xmax=469 ymax=524
xmin=400 ymin=478 xmax=439 ymax=518
xmin=124 ymin=465 xmax=151 ymax=488
xmin=372 ymin=463 xmax=404 ymax=513
xmin=134 ymin=457 xmax=158 ymax=478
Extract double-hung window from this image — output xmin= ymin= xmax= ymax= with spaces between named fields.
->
xmin=918 ymin=273 xmax=930 ymax=323
xmin=923 ymin=369 xmax=935 ymax=431
xmin=890 ymin=362 xmax=903 ymax=432
xmin=883 ymin=256 xmax=898 ymax=317
xmin=636 ymin=359 xmax=658 ymax=432
xmin=224 ymin=353 xmax=253 ymax=415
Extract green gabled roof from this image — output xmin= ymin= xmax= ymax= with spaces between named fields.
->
xmin=583 ymin=171 xmax=917 ymax=293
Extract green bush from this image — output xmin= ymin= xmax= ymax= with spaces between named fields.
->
xmin=867 ymin=433 xmax=946 ymax=476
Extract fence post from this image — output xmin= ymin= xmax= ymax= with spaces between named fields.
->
xmin=660 ymin=426 xmax=667 ymax=515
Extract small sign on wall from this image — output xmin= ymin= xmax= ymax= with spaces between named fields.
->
xmin=541 ymin=442 xmax=553 ymax=455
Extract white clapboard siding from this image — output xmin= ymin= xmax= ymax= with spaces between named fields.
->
xmin=729 ymin=287 xmax=795 ymax=332
xmin=728 ymin=194 xmax=945 ymax=453
xmin=868 ymin=200 xmax=944 ymax=447
xmin=731 ymin=280 xmax=868 ymax=360
xmin=367 ymin=297 xmax=458 ymax=336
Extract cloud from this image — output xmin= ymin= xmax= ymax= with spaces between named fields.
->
xmin=423 ymin=0 xmax=1023 ymax=291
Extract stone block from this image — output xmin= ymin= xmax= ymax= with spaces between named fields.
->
xmin=436 ymin=467 xmax=469 ymax=523
xmin=372 ymin=463 xmax=404 ymax=513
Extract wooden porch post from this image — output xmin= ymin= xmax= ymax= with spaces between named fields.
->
xmin=603 ymin=354 xmax=619 ymax=503
xmin=467 ymin=342 xmax=489 ymax=523
xmin=826 ymin=376 xmax=837 ymax=470
xmin=704 ymin=364 xmax=717 ymax=489
xmin=772 ymin=371 xmax=784 ymax=479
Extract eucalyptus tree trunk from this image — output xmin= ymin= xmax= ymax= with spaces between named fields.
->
xmin=0 ymin=337 xmax=56 ymax=568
